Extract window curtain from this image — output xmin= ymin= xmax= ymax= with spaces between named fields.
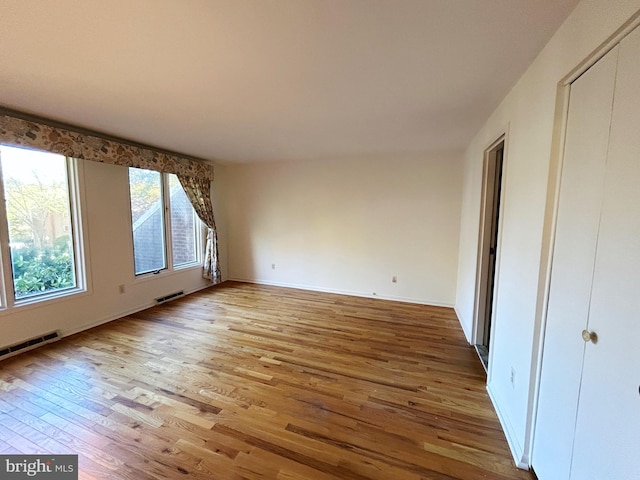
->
xmin=0 ymin=109 xmax=221 ymax=282
xmin=177 ymin=175 xmax=221 ymax=284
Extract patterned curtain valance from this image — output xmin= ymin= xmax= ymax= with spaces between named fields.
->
xmin=0 ymin=112 xmax=213 ymax=181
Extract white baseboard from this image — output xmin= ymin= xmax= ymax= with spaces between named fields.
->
xmin=453 ymin=305 xmax=474 ymax=343
xmin=228 ymin=277 xmax=454 ymax=308
xmin=487 ymin=383 xmax=530 ymax=470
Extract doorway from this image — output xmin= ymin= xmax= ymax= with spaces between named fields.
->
xmin=474 ymin=138 xmax=505 ymax=370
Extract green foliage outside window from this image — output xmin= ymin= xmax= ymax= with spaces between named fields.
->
xmin=11 ymin=238 xmax=75 ymax=298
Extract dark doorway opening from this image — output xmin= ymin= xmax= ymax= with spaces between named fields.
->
xmin=474 ymin=140 xmax=504 ymax=371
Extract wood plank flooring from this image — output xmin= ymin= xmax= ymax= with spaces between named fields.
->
xmin=0 ymin=282 xmax=533 ymax=479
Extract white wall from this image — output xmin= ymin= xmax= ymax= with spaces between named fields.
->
xmin=455 ymin=0 xmax=640 ymax=466
xmin=221 ymin=153 xmax=463 ymax=306
xmin=0 ymin=159 xmax=220 ymax=349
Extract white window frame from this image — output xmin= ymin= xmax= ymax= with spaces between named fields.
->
xmin=128 ymin=168 xmax=203 ymax=279
xmin=0 ymin=154 xmax=89 ymax=310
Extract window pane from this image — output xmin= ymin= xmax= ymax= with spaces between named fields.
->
xmin=129 ymin=168 xmax=166 ymax=275
xmin=168 ymin=174 xmax=198 ymax=267
xmin=0 ymin=145 xmax=76 ymax=299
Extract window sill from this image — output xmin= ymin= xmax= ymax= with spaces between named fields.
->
xmin=0 ymin=286 xmax=90 ymax=316
xmin=132 ymin=263 xmax=202 ymax=284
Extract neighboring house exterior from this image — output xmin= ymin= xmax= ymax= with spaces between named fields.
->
xmin=132 ymin=186 xmax=197 ymax=273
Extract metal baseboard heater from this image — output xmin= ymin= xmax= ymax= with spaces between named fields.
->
xmin=155 ymin=290 xmax=184 ymax=304
xmin=0 ymin=330 xmax=61 ymax=361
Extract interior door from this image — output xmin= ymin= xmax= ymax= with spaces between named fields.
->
xmin=532 ymin=45 xmax=618 ymax=480
xmin=568 ymin=25 xmax=640 ymax=480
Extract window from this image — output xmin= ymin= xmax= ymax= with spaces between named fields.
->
xmin=168 ymin=174 xmax=199 ymax=267
xmin=128 ymin=168 xmax=201 ymax=276
xmin=129 ymin=168 xmax=166 ymax=274
xmin=0 ymin=145 xmax=85 ymax=304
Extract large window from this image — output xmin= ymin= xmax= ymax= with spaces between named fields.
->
xmin=0 ymin=145 xmax=84 ymax=304
xmin=128 ymin=168 xmax=201 ymax=276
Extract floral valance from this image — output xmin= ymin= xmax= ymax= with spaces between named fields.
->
xmin=0 ymin=111 xmax=213 ymax=181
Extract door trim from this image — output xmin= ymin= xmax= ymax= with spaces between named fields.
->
xmin=472 ymin=133 xmax=507 ymax=365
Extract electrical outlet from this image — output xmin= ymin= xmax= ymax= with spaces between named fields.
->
xmin=271 ymin=263 xmax=276 ymax=270
xmin=119 ymin=284 xmax=125 ymax=294
xmin=510 ymin=367 xmax=516 ymax=388
xmin=392 ymin=275 xmax=397 ymax=283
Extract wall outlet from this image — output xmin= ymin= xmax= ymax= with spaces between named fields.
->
xmin=119 ymin=284 xmax=126 ymax=294
xmin=271 ymin=263 xmax=276 ymax=270
xmin=510 ymin=367 xmax=516 ymax=388
xmin=392 ymin=275 xmax=397 ymax=283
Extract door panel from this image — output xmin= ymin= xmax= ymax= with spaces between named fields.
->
xmin=532 ymin=47 xmax=618 ymax=479
xmin=569 ymin=26 xmax=640 ymax=480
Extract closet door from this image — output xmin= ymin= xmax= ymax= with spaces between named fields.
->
xmin=531 ymin=46 xmax=618 ymax=480
xmin=569 ymin=26 xmax=640 ymax=480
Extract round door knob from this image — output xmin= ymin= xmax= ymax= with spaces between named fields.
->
xmin=582 ymin=329 xmax=597 ymax=343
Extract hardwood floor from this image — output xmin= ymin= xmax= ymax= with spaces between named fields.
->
xmin=0 ymin=282 xmax=533 ymax=480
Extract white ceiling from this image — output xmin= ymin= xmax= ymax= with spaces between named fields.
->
xmin=0 ymin=0 xmax=579 ymax=164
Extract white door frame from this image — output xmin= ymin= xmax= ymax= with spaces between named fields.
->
xmin=472 ymin=133 xmax=507 ymax=356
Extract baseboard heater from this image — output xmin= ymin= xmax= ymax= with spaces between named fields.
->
xmin=155 ymin=290 xmax=184 ymax=304
xmin=0 ymin=330 xmax=61 ymax=361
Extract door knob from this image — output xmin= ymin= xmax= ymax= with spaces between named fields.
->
xmin=582 ymin=329 xmax=598 ymax=344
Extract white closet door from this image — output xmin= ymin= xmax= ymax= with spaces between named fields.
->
xmin=569 ymin=26 xmax=640 ymax=480
xmin=532 ymin=47 xmax=618 ymax=479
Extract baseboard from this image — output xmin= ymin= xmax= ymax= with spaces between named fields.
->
xmin=454 ymin=305 xmax=474 ymax=343
xmin=487 ymin=383 xmax=530 ymax=470
xmin=229 ymin=277 xmax=454 ymax=308
xmin=61 ymin=282 xmax=213 ymax=339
